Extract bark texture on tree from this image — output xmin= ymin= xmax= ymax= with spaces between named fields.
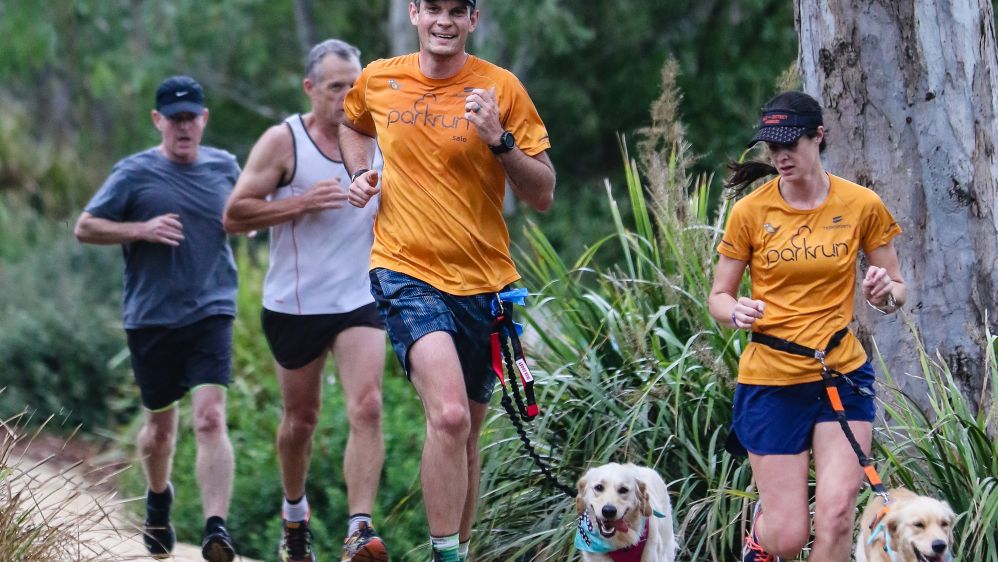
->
xmin=796 ymin=0 xmax=998 ymax=409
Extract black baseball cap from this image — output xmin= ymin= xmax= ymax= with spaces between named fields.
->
xmin=747 ymin=109 xmax=823 ymax=147
xmin=424 ymin=0 xmax=476 ymax=7
xmin=155 ymin=75 xmax=205 ymax=117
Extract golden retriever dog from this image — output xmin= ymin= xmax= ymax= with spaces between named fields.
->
xmin=855 ymin=488 xmax=955 ymax=562
xmin=575 ymin=462 xmax=676 ymax=562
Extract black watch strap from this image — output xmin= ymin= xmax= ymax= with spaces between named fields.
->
xmin=490 ymin=131 xmax=515 ymax=155
xmin=350 ymin=168 xmax=370 ymax=182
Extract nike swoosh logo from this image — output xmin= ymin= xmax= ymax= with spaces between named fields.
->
xmin=176 ymin=91 xmax=189 ymax=97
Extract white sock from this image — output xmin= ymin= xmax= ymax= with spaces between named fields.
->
xmin=282 ymin=495 xmax=309 ymax=522
xmin=348 ymin=513 xmax=372 ymax=536
xmin=458 ymin=539 xmax=470 ymax=561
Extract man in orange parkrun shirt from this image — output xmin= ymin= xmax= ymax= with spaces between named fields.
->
xmin=708 ymin=91 xmax=906 ymax=562
xmin=339 ymin=1 xmax=556 ymax=561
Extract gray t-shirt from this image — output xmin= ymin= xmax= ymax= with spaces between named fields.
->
xmin=85 ymin=147 xmax=240 ymax=329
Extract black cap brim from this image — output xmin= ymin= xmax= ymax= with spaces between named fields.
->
xmin=747 ymin=126 xmax=807 ymax=148
xmin=158 ymin=101 xmax=205 ymax=117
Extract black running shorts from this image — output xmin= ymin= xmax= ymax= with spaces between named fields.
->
xmin=261 ymin=303 xmax=384 ymax=370
xmin=125 ymin=314 xmax=234 ymax=411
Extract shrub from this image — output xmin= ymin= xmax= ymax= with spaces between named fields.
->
xmin=0 ymin=203 xmax=134 ymax=430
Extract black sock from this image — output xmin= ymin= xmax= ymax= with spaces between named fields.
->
xmin=205 ymin=515 xmax=226 ymax=535
xmin=146 ymin=485 xmax=173 ymax=524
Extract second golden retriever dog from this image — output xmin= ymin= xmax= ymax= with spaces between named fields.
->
xmin=575 ymin=462 xmax=676 ymax=562
xmin=855 ymin=488 xmax=956 ymax=562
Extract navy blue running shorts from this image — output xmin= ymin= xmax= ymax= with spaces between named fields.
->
xmin=726 ymin=361 xmax=876 ymax=456
xmin=369 ymin=267 xmax=502 ymax=404
xmin=125 ymin=314 xmax=233 ymax=412
xmin=261 ymin=303 xmax=384 ymax=370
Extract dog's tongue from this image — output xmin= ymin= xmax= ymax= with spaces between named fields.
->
xmin=613 ymin=519 xmax=629 ymax=533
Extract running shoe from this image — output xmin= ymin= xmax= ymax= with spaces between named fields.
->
xmin=742 ymin=502 xmax=782 ymax=562
xmin=341 ymin=521 xmax=388 ymax=562
xmin=201 ymin=523 xmax=236 ymax=562
xmin=279 ymin=517 xmax=316 ymax=562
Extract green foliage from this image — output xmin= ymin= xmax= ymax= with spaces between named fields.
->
xmin=118 ymin=242 xmax=430 ymax=560
xmin=0 ymin=203 xmax=134 ymax=430
xmin=0 ymin=95 xmax=91 ymax=216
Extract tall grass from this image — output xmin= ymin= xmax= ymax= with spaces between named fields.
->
xmin=0 ymin=410 xmax=130 ymax=561
xmin=869 ymin=320 xmax=998 ymax=561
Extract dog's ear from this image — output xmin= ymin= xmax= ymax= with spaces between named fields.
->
xmin=576 ymin=477 xmax=587 ymax=515
xmin=637 ymin=480 xmax=652 ymax=517
xmin=884 ymin=509 xmax=900 ymax=538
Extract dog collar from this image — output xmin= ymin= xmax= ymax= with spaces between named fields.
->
xmin=574 ymin=512 xmax=649 ymax=561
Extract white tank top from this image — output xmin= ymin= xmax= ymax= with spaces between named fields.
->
xmin=262 ymin=114 xmax=382 ymax=315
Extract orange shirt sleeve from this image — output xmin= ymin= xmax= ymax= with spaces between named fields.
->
xmin=861 ymin=195 xmax=902 ymax=253
xmin=343 ymin=65 xmax=377 ymax=137
xmin=717 ymin=200 xmax=752 ymax=261
xmin=501 ymin=75 xmax=551 ymax=157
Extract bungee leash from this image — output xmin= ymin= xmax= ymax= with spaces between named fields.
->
xmin=750 ymin=328 xmax=892 ymax=506
xmin=490 ymin=289 xmax=577 ymax=498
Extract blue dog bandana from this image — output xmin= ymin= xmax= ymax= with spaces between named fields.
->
xmin=575 ymin=512 xmax=616 ymax=554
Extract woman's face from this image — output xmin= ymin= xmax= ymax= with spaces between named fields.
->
xmin=765 ymin=126 xmax=824 ymax=182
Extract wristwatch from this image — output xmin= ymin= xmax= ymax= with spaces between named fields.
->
xmin=350 ymin=168 xmax=370 ymax=182
xmin=490 ymin=131 xmax=515 ymax=154
xmin=867 ymin=292 xmax=899 ymax=315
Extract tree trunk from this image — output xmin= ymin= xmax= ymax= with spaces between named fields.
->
xmin=293 ymin=0 xmax=317 ymax=57
xmin=389 ymin=0 xmax=417 ymax=56
xmin=796 ymin=1 xmax=998 ymax=411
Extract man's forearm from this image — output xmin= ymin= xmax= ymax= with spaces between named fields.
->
xmin=223 ymin=196 xmax=308 ymax=234
xmin=74 ymin=215 xmax=143 ymax=245
xmin=339 ymin=123 xmax=376 ymax=177
xmin=499 ymin=150 xmax=555 ymax=211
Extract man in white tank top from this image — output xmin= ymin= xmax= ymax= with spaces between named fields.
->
xmin=223 ymin=39 xmax=387 ymax=562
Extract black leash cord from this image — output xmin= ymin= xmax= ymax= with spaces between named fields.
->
xmin=497 ymin=322 xmax=577 ymax=498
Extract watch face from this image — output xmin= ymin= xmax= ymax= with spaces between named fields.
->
xmin=502 ymin=131 xmax=515 ymax=148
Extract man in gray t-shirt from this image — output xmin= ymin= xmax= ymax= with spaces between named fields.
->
xmin=74 ymin=75 xmax=239 ymax=562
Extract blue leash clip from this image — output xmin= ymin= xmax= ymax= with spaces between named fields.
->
xmin=491 ymin=288 xmax=528 ymax=336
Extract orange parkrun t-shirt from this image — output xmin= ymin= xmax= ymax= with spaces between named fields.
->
xmin=343 ymin=53 xmax=551 ymax=295
xmin=717 ymin=174 xmax=901 ymax=385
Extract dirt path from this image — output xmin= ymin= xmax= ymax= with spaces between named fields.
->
xmin=8 ymin=441 xmax=261 ymax=562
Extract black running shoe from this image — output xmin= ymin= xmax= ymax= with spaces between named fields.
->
xmin=143 ymin=521 xmax=175 ymax=558
xmin=143 ymin=485 xmax=175 ymax=558
xmin=279 ymin=517 xmax=316 ymax=562
xmin=202 ymin=523 xmax=236 ymax=562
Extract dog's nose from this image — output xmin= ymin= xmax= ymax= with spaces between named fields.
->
xmin=602 ymin=505 xmax=617 ymax=519
xmin=931 ymin=540 xmax=947 ymax=554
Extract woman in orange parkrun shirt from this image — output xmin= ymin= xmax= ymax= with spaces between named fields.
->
xmin=708 ymin=91 xmax=906 ymax=562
